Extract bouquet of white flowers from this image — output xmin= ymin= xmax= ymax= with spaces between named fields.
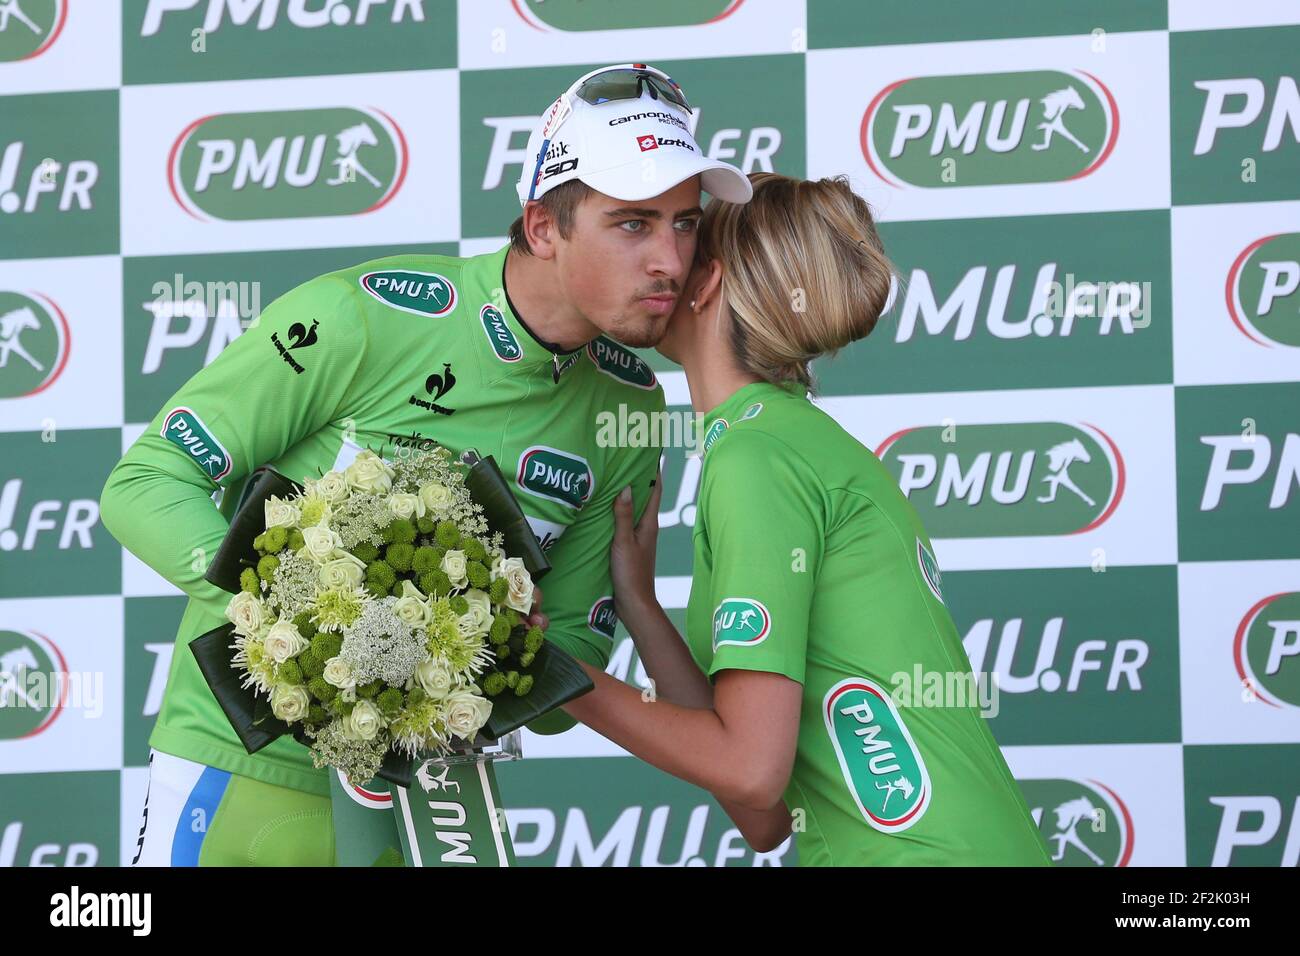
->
xmin=199 ymin=445 xmax=574 ymax=786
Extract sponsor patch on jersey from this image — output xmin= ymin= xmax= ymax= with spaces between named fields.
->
xmin=478 ymin=304 xmax=522 ymax=363
xmin=711 ymin=597 xmax=770 ymax=650
xmin=739 ymin=402 xmax=764 ymax=421
xmin=161 ymin=407 xmax=233 ymax=483
xmin=917 ymin=537 xmax=945 ymax=605
xmin=516 ymin=445 xmax=594 ymax=509
xmin=359 ymin=270 xmax=457 ymax=317
xmin=586 ymin=336 xmax=657 ymax=389
xmin=823 ymin=677 xmax=932 ymax=834
xmin=702 ymin=418 xmax=729 ymax=454
xmin=524 ymin=514 xmax=567 ymax=553
xmin=588 ymin=596 xmax=619 ymax=639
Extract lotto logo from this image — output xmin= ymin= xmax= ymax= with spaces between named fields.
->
xmin=637 ymin=135 xmax=658 ymax=152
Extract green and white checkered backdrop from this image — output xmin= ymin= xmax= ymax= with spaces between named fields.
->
xmin=1 ymin=0 xmax=1298 ymax=867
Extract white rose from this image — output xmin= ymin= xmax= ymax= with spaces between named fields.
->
xmin=458 ymin=588 xmax=493 ymax=638
xmin=301 ymin=524 xmax=343 ymax=565
xmin=344 ymin=699 xmax=383 ymax=741
xmin=394 ymin=580 xmax=432 ymax=627
xmin=501 ymin=557 xmax=534 ymax=614
xmin=318 ymin=555 xmax=366 ymax=590
xmin=414 ymin=658 xmax=454 ymax=700
xmin=418 ymin=482 xmax=455 ymax=516
xmin=445 ymin=689 xmax=493 ymax=742
xmin=487 ymin=546 xmax=507 ymax=580
xmin=323 ymin=656 xmax=354 ymax=690
xmin=388 ymin=492 xmax=426 ymax=521
xmin=312 ymin=471 xmax=350 ymax=504
xmin=264 ymin=495 xmax=301 ymax=530
xmin=344 ymin=450 xmax=394 ymax=495
xmin=225 ymin=591 xmax=266 ymax=637
xmin=264 ymin=618 xmax=308 ymax=664
xmin=441 ymin=549 xmax=468 ymax=589
xmin=270 ymin=683 xmax=310 ymax=723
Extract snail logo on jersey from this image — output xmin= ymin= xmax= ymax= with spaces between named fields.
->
xmin=823 ymin=677 xmax=931 ymax=833
xmin=587 ymin=337 xmax=657 ymax=390
xmin=1226 ymin=233 xmax=1300 ymax=348
xmin=877 ymin=421 xmax=1123 ymax=538
xmin=170 ymin=108 xmax=408 ymax=221
xmin=702 ymin=419 xmax=729 ymax=455
xmin=0 ymin=291 xmax=70 ymax=399
xmin=269 ymin=318 xmax=319 ymax=374
xmin=1020 ymin=778 xmax=1132 ymax=866
xmin=916 ymin=538 xmax=945 ymax=604
xmin=1235 ymin=592 xmax=1300 ymax=710
xmin=711 ymin=598 xmax=770 ymax=650
xmin=588 ymin=596 xmax=618 ymax=640
xmin=862 ymin=70 xmax=1118 ymax=188
xmin=0 ymin=0 xmax=65 ymax=61
xmin=480 ymin=305 xmax=521 ymax=362
xmin=510 ymin=0 xmax=744 ymax=31
xmin=0 ymin=629 xmax=66 ymax=739
xmin=516 ymin=446 xmax=594 ymax=510
xmin=160 ymin=407 xmax=233 ymax=483
xmin=361 ymin=270 xmax=456 ymax=318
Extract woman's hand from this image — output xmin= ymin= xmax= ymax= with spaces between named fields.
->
xmin=610 ymin=473 xmax=664 ymax=621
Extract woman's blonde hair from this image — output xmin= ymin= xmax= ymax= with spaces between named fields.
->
xmin=696 ymin=172 xmax=895 ymax=390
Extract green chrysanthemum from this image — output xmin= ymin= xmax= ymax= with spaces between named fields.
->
xmin=426 ymin=598 xmax=491 ymax=673
xmin=311 ymin=586 xmax=370 ymax=633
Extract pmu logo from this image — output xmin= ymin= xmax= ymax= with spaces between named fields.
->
xmin=877 ymin=422 xmax=1124 ymax=538
xmin=140 ymin=0 xmax=428 ymax=36
xmin=1226 ymin=233 xmax=1300 ymax=348
xmin=588 ymin=596 xmax=618 ymax=640
xmin=0 ymin=141 xmax=101 ymax=218
xmin=169 ymin=107 xmax=408 ymax=221
xmin=0 ymin=291 xmax=69 ymax=398
xmin=1235 ymin=592 xmax=1300 ymax=709
xmin=516 ymin=446 xmax=593 ymax=510
xmin=823 ymin=677 xmax=931 ymax=833
xmin=862 ymin=70 xmax=1118 ymax=187
xmin=1198 ymin=429 xmax=1299 ymax=513
xmin=963 ymin=615 xmax=1148 ymax=694
xmin=510 ymin=0 xmax=744 ymax=31
xmin=587 ymin=337 xmax=656 ymax=389
xmin=1022 ymin=778 xmax=1133 ymax=866
xmin=1192 ymin=74 xmax=1300 ymax=158
xmin=0 ymin=629 xmax=66 ymax=739
xmin=0 ymin=0 xmax=65 ymax=61
xmin=480 ymin=305 xmax=521 ymax=362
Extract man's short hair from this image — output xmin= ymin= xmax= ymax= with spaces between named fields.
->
xmin=508 ymin=179 xmax=596 ymax=256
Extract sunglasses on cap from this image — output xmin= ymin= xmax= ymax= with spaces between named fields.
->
xmin=526 ymin=64 xmax=693 ymax=202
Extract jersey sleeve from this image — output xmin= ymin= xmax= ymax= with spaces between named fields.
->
xmin=697 ymin=429 xmax=825 ymax=685
xmin=523 ymin=436 xmax=661 ymax=735
xmin=99 ymin=274 xmax=369 ymax=620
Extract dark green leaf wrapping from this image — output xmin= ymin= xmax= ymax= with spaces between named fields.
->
xmin=462 ymin=453 xmax=552 ymax=582
xmin=204 ymin=467 xmax=304 ymax=594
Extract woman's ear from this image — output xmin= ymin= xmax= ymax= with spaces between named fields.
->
xmin=692 ymin=258 xmax=724 ymax=316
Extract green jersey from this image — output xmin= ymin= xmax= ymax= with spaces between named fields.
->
xmin=101 ymin=243 xmax=663 ymax=796
xmin=685 ymin=381 xmax=1052 ymax=866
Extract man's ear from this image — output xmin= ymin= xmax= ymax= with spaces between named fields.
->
xmin=523 ymin=200 xmax=558 ymax=260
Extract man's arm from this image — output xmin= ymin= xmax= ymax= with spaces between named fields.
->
xmin=100 ymin=275 xmax=368 ymax=616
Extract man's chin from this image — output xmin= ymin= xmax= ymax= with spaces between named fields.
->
xmin=606 ymin=316 xmax=669 ymax=350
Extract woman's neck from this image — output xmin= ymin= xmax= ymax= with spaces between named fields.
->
xmin=677 ymin=336 xmax=763 ymax=418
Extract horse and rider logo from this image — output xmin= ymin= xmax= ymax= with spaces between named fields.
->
xmin=0 ymin=629 xmax=65 ymax=739
xmin=0 ymin=0 xmax=66 ymax=62
xmin=0 ymin=292 xmax=68 ymax=398
xmin=1021 ymin=778 xmax=1132 ymax=866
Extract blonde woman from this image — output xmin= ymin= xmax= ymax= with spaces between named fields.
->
xmin=560 ymin=173 xmax=1052 ymax=866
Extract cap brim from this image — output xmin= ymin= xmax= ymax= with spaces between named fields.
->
xmin=579 ymin=153 xmax=753 ymax=204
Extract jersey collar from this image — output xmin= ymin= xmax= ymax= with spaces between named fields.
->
xmin=464 ymin=243 xmax=586 ymax=386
